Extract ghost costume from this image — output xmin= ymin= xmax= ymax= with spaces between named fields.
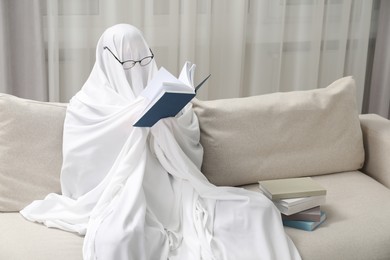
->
xmin=21 ymin=24 xmax=301 ymax=260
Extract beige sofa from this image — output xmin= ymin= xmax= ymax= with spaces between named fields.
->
xmin=1 ymin=78 xmax=390 ymax=259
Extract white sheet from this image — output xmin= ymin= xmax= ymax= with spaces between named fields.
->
xmin=21 ymin=24 xmax=301 ymax=260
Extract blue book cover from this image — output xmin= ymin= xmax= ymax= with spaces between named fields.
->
xmin=133 ymin=92 xmax=195 ymax=127
xmin=283 ymin=211 xmax=326 ymax=231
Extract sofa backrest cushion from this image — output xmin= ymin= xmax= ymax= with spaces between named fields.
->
xmin=0 ymin=94 xmax=66 ymax=212
xmin=192 ymin=76 xmax=365 ymax=186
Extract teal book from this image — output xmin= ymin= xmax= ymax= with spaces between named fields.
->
xmin=134 ymin=63 xmax=210 ymax=127
xmin=283 ymin=211 xmax=326 ymax=231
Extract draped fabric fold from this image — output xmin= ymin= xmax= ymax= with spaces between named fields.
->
xmin=21 ymin=24 xmax=301 ymax=260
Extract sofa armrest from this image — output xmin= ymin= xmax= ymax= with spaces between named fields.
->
xmin=360 ymin=114 xmax=390 ymax=188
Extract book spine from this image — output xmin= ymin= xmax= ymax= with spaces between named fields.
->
xmin=282 ymin=206 xmax=321 ymax=222
xmin=272 ymin=190 xmax=326 ymax=200
xmin=276 ymin=196 xmax=326 ymax=215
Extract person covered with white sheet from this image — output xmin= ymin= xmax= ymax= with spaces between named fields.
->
xmin=21 ymin=24 xmax=301 ymax=260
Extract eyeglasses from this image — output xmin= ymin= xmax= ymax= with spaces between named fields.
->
xmin=103 ymin=46 xmax=154 ymax=70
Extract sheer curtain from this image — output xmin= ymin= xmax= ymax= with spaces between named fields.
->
xmin=364 ymin=0 xmax=390 ymax=119
xmin=0 ymin=0 xmax=47 ymax=101
xmin=2 ymin=0 xmax=376 ymax=113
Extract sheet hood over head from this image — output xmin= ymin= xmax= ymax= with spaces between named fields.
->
xmin=81 ymin=24 xmax=157 ymax=104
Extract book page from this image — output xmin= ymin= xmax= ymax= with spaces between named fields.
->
xmin=140 ymin=67 xmax=189 ymax=102
xmin=179 ymin=61 xmax=196 ymax=88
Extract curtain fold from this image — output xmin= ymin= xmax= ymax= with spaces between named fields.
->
xmin=344 ymin=0 xmax=373 ymax=112
xmin=1 ymin=0 xmax=380 ymax=115
xmin=365 ymin=0 xmax=390 ymax=119
xmin=0 ymin=0 xmax=47 ymax=101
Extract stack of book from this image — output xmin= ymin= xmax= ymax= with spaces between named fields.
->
xmin=259 ymin=177 xmax=327 ymax=231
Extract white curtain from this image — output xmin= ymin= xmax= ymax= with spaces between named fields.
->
xmin=0 ymin=0 xmax=47 ymax=101
xmin=2 ymin=0 xmax=375 ymax=112
xmin=365 ymin=0 xmax=390 ymax=119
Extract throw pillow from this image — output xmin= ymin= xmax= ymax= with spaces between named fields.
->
xmin=0 ymin=94 xmax=66 ymax=211
xmin=192 ymin=76 xmax=365 ymax=186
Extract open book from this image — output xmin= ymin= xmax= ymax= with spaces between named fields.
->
xmin=133 ymin=62 xmax=210 ymax=127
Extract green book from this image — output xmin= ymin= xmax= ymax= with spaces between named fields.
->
xmin=258 ymin=177 xmax=326 ymax=200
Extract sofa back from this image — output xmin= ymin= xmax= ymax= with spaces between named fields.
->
xmin=0 ymin=94 xmax=66 ymax=212
xmin=193 ymin=77 xmax=365 ymax=186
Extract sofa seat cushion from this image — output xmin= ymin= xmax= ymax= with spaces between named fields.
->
xmin=244 ymin=171 xmax=390 ymax=260
xmin=0 ymin=213 xmax=83 ymax=260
